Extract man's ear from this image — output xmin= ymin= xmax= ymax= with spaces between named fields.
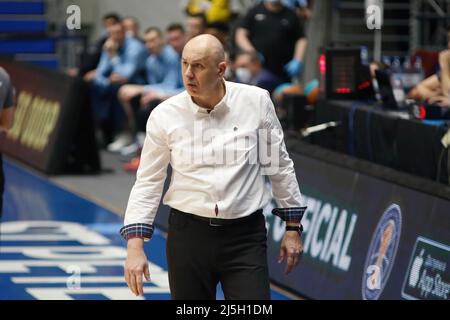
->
xmin=218 ymin=61 xmax=227 ymax=77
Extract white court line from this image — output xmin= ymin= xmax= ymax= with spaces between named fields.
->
xmin=0 ymin=235 xmax=75 ymax=241
xmin=11 ymin=274 xmax=170 ymax=288
xmin=26 ymin=287 xmax=171 ymax=300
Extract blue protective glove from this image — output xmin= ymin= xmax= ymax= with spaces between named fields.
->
xmin=284 ymin=59 xmax=303 ymax=77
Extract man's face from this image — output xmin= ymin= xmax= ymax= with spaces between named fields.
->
xmin=182 ymin=46 xmax=225 ymax=98
xmin=186 ymin=17 xmax=205 ymax=39
xmin=103 ymin=18 xmax=117 ymax=30
xmin=109 ymin=24 xmax=126 ymax=45
xmin=167 ymin=30 xmax=186 ymax=54
xmin=123 ymin=18 xmax=139 ymax=37
xmin=144 ymin=31 xmax=164 ymax=55
xmin=235 ymin=54 xmax=259 ymax=75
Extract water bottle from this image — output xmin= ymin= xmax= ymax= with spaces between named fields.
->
xmin=402 ymin=56 xmax=414 ymax=90
xmin=392 ymin=73 xmax=406 ymax=105
xmin=392 ymin=56 xmax=402 ymax=73
xmin=414 ymin=56 xmax=423 ymax=71
xmin=414 ymin=56 xmax=425 ymax=82
xmin=403 ymin=56 xmax=411 ymax=70
xmin=361 ymin=46 xmax=369 ymax=65
xmin=382 ymin=56 xmax=391 ymax=67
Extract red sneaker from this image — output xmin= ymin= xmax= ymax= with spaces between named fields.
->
xmin=123 ymin=156 xmax=141 ymax=172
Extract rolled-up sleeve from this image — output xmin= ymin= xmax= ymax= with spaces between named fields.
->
xmin=120 ymin=108 xmax=170 ymax=241
xmin=259 ymin=91 xmax=306 ymax=223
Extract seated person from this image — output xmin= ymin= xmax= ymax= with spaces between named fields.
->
xmin=67 ymin=13 xmax=121 ymax=81
xmin=90 ymin=21 xmax=147 ymax=147
xmin=409 ymin=28 xmax=450 ymax=108
xmin=122 ymin=16 xmax=141 ymax=40
xmin=115 ymin=27 xmax=183 ymax=152
xmin=233 ymin=50 xmax=284 ymax=94
xmin=166 ymin=23 xmax=187 ymax=55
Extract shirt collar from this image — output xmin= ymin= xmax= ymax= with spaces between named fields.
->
xmin=188 ymin=79 xmax=230 ymax=115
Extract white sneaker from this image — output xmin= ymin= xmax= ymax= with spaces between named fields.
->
xmin=136 ymin=132 xmax=146 ymax=148
xmin=107 ymin=133 xmax=133 ymax=152
xmin=120 ymin=142 xmax=140 ymax=157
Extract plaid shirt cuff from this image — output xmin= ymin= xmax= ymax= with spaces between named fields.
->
xmin=119 ymin=223 xmax=154 ymax=241
xmin=272 ymin=206 xmax=307 ymax=223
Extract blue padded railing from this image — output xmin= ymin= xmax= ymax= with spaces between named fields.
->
xmin=0 ymin=20 xmax=47 ymax=33
xmin=0 ymin=1 xmax=45 ymax=15
xmin=0 ymin=38 xmax=56 ymax=54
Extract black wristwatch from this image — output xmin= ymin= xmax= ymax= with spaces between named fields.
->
xmin=285 ymin=224 xmax=303 ymax=234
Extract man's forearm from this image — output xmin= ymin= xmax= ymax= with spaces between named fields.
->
xmin=293 ymin=38 xmax=307 ymax=61
xmin=235 ymin=28 xmax=255 ymax=53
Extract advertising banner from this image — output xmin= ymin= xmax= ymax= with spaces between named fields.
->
xmin=0 ymin=58 xmax=99 ymax=174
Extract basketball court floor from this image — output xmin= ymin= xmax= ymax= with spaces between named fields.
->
xmin=0 ymin=159 xmax=293 ymax=300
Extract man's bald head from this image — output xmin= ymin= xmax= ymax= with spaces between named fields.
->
xmin=181 ymin=34 xmax=227 ymax=106
xmin=183 ymin=34 xmax=225 ymax=65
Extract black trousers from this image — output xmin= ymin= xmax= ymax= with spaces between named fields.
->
xmin=166 ymin=208 xmax=271 ymax=300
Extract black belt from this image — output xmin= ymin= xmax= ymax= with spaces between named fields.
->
xmin=170 ymin=208 xmax=263 ymax=227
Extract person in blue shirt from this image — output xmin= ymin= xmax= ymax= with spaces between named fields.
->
xmin=90 ymin=21 xmax=147 ymax=147
xmin=112 ymin=27 xmax=184 ymax=152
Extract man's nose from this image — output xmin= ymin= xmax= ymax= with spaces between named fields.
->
xmin=185 ymin=66 xmax=194 ymax=78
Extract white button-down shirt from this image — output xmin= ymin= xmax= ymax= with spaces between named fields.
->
xmin=124 ymin=81 xmax=304 ymax=227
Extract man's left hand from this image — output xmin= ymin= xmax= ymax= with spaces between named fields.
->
xmin=278 ymin=230 xmax=303 ymax=275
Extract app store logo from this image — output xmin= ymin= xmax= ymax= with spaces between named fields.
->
xmin=402 ymin=237 xmax=450 ymax=300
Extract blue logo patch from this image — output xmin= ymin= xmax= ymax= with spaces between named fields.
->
xmin=362 ymin=204 xmax=402 ymax=300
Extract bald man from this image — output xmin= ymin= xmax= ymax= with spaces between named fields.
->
xmin=120 ymin=35 xmax=306 ymax=300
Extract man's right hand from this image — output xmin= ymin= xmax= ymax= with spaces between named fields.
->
xmin=104 ymin=38 xmax=119 ymax=57
xmin=124 ymin=238 xmax=151 ymax=296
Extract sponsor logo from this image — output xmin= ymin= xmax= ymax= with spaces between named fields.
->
xmin=362 ymin=204 xmax=402 ymax=300
xmin=402 ymin=237 xmax=450 ymax=300
xmin=66 ymin=5 xmax=81 ymax=30
xmin=365 ymin=0 xmax=383 ymax=30
xmin=265 ymin=194 xmax=357 ymax=272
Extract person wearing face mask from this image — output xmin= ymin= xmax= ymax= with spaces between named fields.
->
xmin=233 ymin=50 xmax=284 ymax=94
xmin=235 ymin=0 xmax=307 ymax=83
